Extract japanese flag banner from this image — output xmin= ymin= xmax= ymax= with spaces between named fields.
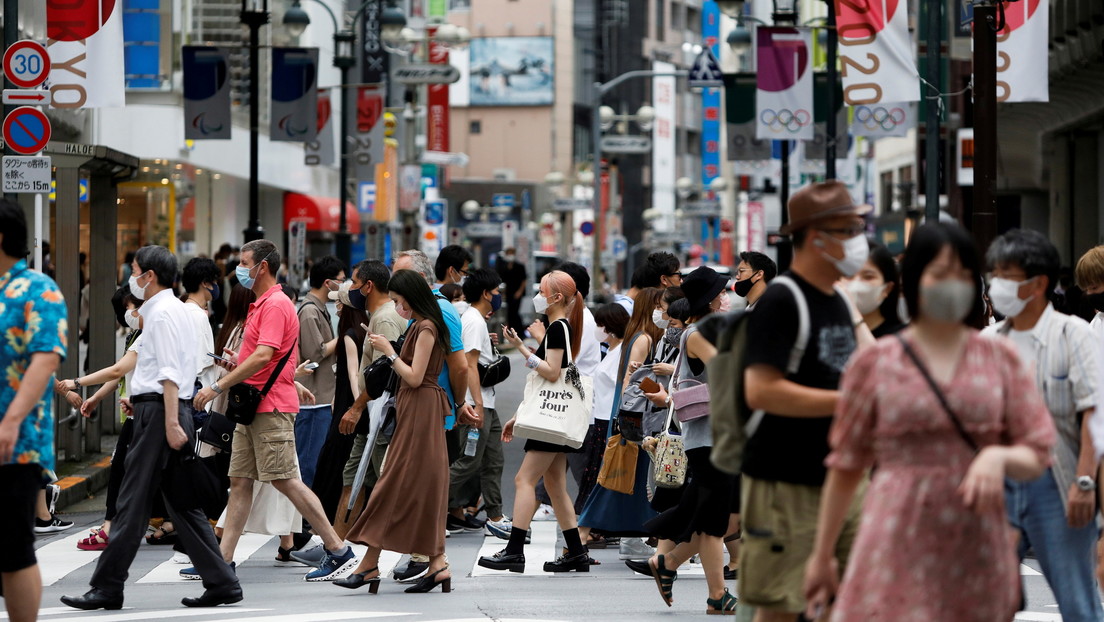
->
xmin=834 ymin=0 xmax=919 ymax=105
xmin=995 ymin=0 xmax=1048 ymax=102
xmin=47 ymin=0 xmax=125 ymax=108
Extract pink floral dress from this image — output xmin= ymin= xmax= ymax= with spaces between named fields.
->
xmin=827 ymin=332 xmax=1055 ymax=622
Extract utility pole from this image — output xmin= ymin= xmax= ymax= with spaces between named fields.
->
xmin=2 ymin=0 xmax=17 ymax=202
xmin=972 ymin=1 xmax=998 ymax=254
xmin=924 ymin=0 xmax=942 ymax=224
xmin=824 ymin=0 xmax=838 ymax=180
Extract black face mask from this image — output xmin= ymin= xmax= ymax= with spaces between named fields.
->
xmin=1086 ymin=292 xmax=1104 ymax=313
xmin=733 ymin=275 xmax=756 ymax=298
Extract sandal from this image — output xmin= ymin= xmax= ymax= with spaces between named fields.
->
xmin=648 ymin=554 xmax=677 ymax=607
xmin=706 ymin=588 xmax=738 ymax=615
xmin=145 ymin=524 xmax=177 ymax=545
xmin=77 ymin=528 xmax=109 ymax=551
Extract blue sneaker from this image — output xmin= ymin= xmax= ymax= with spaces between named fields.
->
xmin=304 ymin=547 xmax=357 ymax=582
xmin=180 ymin=561 xmax=234 ymax=580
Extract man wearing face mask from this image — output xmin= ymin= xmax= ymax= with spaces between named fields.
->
xmin=496 ymin=248 xmax=528 ymax=335
xmin=739 ymin=181 xmax=875 ymax=622
xmin=982 ymin=229 xmax=1103 ymax=622
xmin=434 ymin=245 xmax=474 ymax=290
xmin=734 ymin=251 xmax=777 ymax=311
xmin=295 ymin=255 xmax=346 ymax=489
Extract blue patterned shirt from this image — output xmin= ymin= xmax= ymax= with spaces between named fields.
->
xmin=0 ymin=260 xmax=67 ymax=477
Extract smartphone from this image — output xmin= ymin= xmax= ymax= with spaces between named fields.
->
xmin=207 ymin=352 xmax=232 ymax=364
xmin=304 ymin=362 xmax=320 ymax=371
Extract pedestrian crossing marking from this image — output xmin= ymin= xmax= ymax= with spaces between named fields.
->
xmin=1014 ymin=614 xmax=1063 ymax=621
xmin=471 ymin=522 xmax=581 ymax=578
xmin=36 ymin=531 xmax=103 ymax=587
xmin=205 ymin=613 xmax=414 ymax=622
xmin=1020 ymin=564 xmax=1042 ymax=576
xmin=137 ymin=533 xmax=272 ymax=583
xmin=31 ymin=608 xmax=269 ymax=622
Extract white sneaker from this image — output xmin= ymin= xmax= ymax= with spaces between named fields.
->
xmin=618 ymin=538 xmax=655 ymax=560
xmin=532 ymin=504 xmax=557 ymax=522
xmin=172 ymin=552 xmax=191 ymax=564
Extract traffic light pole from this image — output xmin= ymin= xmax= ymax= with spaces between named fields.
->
xmin=2 ymin=0 xmax=17 ymax=202
xmin=972 ymin=2 xmax=998 ymax=254
xmin=242 ymin=7 xmax=268 ymax=243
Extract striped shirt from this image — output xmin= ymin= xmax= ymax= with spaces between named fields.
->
xmin=984 ymin=304 xmax=1098 ymax=511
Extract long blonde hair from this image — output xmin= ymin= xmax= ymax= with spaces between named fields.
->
xmin=542 ymin=270 xmax=583 ymax=358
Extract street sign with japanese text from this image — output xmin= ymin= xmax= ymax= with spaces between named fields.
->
xmin=2 ymin=156 xmax=52 ymax=193
xmin=600 ymin=135 xmax=652 ymax=154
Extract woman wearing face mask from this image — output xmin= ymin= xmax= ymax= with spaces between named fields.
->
xmin=479 ymin=270 xmax=592 ymax=574
xmin=338 ymin=269 xmax=455 ymax=594
xmin=845 ymin=241 xmax=905 ymax=338
xmin=55 ymin=286 xmax=145 ymax=551
xmin=803 ymin=223 xmax=1056 ymax=622
xmin=638 ymin=266 xmax=739 ymax=615
xmin=310 ymin=283 xmax=371 ymax=528
xmin=649 ymin=287 xmax=686 ymax=383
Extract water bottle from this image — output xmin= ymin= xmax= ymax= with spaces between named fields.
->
xmin=464 ymin=427 xmax=480 ymax=457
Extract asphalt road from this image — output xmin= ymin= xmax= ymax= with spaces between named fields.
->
xmin=31 ymin=350 xmax=1071 ymax=621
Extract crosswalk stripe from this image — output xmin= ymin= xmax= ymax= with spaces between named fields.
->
xmin=470 ymin=522 xmax=576 ymax=577
xmin=1014 ymin=614 xmax=1063 ymax=621
xmin=36 ymin=531 xmax=104 ymax=587
xmin=1021 ymin=564 xmax=1042 ymax=576
xmin=204 ymin=613 xmax=414 ymax=622
xmin=32 ymin=608 xmax=269 ymax=622
xmin=136 ymin=533 xmax=272 ymax=583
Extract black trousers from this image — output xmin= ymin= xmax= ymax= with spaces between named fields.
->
xmin=90 ymin=398 xmax=237 ymax=595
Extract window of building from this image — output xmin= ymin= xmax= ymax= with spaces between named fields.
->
xmin=470 ymin=120 xmax=482 ymax=134
xmin=655 ymin=0 xmax=665 ymax=42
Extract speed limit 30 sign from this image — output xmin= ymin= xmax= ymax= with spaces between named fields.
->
xmin=3 ymin=41 xmax=50 ymax=89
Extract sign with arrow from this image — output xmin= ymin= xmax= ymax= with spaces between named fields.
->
xmin=3 ymin=90 xmax=51 ymax=105
xmin=689 ymin=47 xmax=724 ymax=89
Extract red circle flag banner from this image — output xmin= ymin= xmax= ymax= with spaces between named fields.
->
xmin=834 ymin=0 xmax=919 ymax=106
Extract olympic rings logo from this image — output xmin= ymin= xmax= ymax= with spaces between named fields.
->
xmin=759 ymin=108 xmax=812 ymax=134
xmin=854 ymin=106 xmax=907 ymax=131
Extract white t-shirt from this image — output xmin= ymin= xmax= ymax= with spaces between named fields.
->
xmin=591 ymin=342 xmax=622 ymax=421
xmin=461 ymin=305 xmax=496 ymax=410
xmin=184 ymin=302 xmax=218 ymax=389
xmin=123 ymin=333 xmax=143 ymax=399
xmin=577 ymin=307 xmax=601 ymax=378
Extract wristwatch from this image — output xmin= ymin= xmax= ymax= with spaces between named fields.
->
xmin=1077 ymin=475 xmax=1096 ymax=492
xmin=387 ymin=354 xmax=398 ymax=365
xmin=211 ymin=382 xmax=223 ymax=395
xmin=454 ymin=401 xmax=466 ymax=411
xmin=73 ymin=377 xmax=82 ymax=388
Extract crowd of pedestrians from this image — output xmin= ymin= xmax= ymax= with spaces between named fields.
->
xmin=8 ymin=177 xmax=1104 ymax=621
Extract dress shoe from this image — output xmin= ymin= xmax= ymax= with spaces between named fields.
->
xmin=61 ymin=588 xmax=123 ymax=611
xmin=477 ymin=548 xmax=525 ymax=573
xmin=404 ymin=567 xmax=451 ymax=593
xmin=543 ymin=551 xmax=590 ymax=573
xmin=333 ymin=567 xmax=381 ymax=593
xmin=181 ymin=585 xmax=243 ymax=607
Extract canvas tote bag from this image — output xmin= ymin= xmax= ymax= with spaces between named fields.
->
xmin=513 ymin=321 xmax=592 ymax=449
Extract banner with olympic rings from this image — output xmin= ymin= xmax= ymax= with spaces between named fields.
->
xmin=834 ymin=0 xmax=919 ymax=105
xmin=993 ymin=0 xmax=1048 ymax=102
xmin=756 ymin=27 xmax=815 ymax=141
xmin=850 ymin=102 xmax=914 ymax=137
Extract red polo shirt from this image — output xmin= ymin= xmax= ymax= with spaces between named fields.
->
xmin=239 ymin=284 xmax=299 ymax=414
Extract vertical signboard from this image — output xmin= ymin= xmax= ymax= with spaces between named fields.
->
xmin=747 ymin=200 xmax=765 ymax=253
xmin=701 ymin=3 xmax=722 ymax=187
xmin=652 ymin=60 xmax=677 ymax=233
xmin=427 ymin=28 xmax=451 ymax=153
xmin=360 ymin=0 xmax=389 ymax=84
xmin=352 ymin=86 xmax=387 ymax=183
xmin=306 ymin=89 xmax=335 ymax=165
xmin=288 ymin=219 xmax=308 ymax=289
xmin=182 ymin=46 xmax=232 ymax=140
xmin=271 ymin=48 xmax=319 ymax=141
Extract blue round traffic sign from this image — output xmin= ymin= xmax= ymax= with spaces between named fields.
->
xmin=3 ymin=106 xmax=51 ymax=155
xmin=579 ymin=221 xmax=594 ymax=236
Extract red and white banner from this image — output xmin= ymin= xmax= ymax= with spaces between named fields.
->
xmin=834 ymin=0 xmax=918 ymax=105
xmin=756 ymin=28 xmax=814 ymax=141
xmin=427 ymin=28 xmax=450 ymax=153
xmin=746 ymin=201 xmax=765 ymax=254
xmin=305 ymin=90 xmax=335 ymax=166
xmin=996 ymin=0 xmax=1048 ymax=102
xmin=47 ymin=0 xmax=125 ymax=108
xmin=850 ymin=101 xmax=914 ymax=137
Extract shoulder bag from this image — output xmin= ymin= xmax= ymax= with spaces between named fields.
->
xmin=225 ymin=339 xmax=297 ymax=426
xmin=478 ymin=345 xmax=512 ymax=388
xmin=597 ymin=433 xmax=638 ymax=494
xmin=652 ymin=403 xmax=687 ymax=489
xmin=163 ymin=438 xmax=229 ymax=520
xmin=895 ymin=334 xmax=979 ymax=452
xmin=670 ymin=328 xmax=710 ymax=423
xmin=513 ymin=320 xmax=593 ymax=448
xmin=198 ymin=410 xmax=236 ymax=453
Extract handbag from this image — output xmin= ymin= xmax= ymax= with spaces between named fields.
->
xmin=225 ymin=340 xmax=296 ymax=426
xmin=478 ymin=346 xmax=512 ymax=387
xmin=513 ymin=321 xmax=592 ymax=449
xmin=597 ymin=434 xmax=638 ymax=494
xmin=163 ymin=439 xmax=228 ymax=520
xmin=653 ymin=404 xmax=687 ymax=489
xmin=363 ymin=333 xmax=407 ymax=400
xmin=670 ymin=329 xmax=710 ymax=423
xmin=198 ymin=411 xmax=236 ymax=453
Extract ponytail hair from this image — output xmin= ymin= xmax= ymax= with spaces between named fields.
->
xmin=543 ymin=270 xmax=583 ymax=358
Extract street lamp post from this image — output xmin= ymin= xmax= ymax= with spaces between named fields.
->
xmin=242 ymin=0 xmax=269 ymax=243
xmin=591 ymin=70 xmax=686 ymax=297
xmin=285 ymin=0 xmax=406 ymax=268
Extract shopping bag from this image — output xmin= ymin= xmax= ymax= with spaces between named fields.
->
xmin=597 ymin=434 xmax=638 ymax=494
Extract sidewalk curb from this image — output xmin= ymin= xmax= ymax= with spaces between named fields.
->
xmin=54 ymin=455 xmax=112 ymax=513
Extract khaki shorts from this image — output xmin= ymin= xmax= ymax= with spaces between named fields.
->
xmin=738 ymin=475 xmax=865 ymax=613
xmin=228 ymin=411 xmax=300 ymax=482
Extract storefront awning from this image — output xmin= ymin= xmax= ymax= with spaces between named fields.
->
xmin=283 ymin=192 xmax=358 ymax=233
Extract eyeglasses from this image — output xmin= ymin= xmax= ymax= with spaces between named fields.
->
xmin=816 ymin=226 xmax=865 ymax=238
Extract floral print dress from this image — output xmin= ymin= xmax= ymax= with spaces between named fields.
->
xmin=827 ymin=332 xmax=1055 ymax=622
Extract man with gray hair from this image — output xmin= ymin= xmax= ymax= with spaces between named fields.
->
xmin=983 ymin=229 xmax=1103 ymax=621
xmin=63 ymin=246 xmax=240 ymax=610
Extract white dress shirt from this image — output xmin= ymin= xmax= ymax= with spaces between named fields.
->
xmin=184 ymin=302 xmax=218 ymax=389
xmin=130 ymin=288 xmax=199 ymax=399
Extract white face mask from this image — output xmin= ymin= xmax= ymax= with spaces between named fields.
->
xmin=593 ymin=326 xmax=609 ymax=344
xmin=921 ymin=279 xmax=975 ymax=323
xmin=988 ymin=276 xmax=1035 ymax=319
xmin=124 ymin=309 xmax=140 ymax=330
xmin=846 ymin=280 xmax=888 ymax=315
xmin=817 ymin=233 xmax=869 ymax=278
xmin=504 ymin=254 xmax=516 ymax=262
xmin=652 ymin=309 xmax=669 ymax=330
xmin=533 ymin=293 xmax=550 ymax=314
xmin=128 ymin=272 xmax=147 ymax=301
